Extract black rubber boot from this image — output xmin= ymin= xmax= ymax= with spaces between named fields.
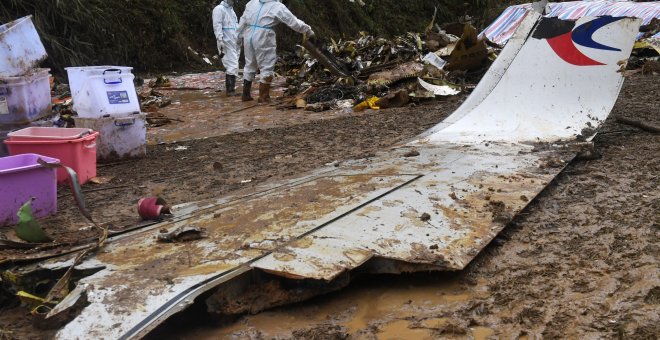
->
xmin=226 ymin=75 xmax=236 ymax=96
xmin=241 ymin=80 xmax=254 ymax=102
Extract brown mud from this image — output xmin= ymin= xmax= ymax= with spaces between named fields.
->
xmin=146 ymin=79 xmax=366 ymax=145
xmin=151 ymin=73 xmax=660 ymax=339
xmin=12 ymin=96 xmax=464 ymax=247
xmin=1 ymin=73 xmax=658 ymax=339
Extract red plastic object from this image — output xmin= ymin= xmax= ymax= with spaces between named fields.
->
xmin=138 ymin=197 xmax=170 ymax=220
xmin=4 ymin=131 xmax=99 ymax=185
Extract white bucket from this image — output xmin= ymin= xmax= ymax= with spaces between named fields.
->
xmin=73 ymin=113 xmax=146 ymax=161
xmin=0 ymin=16 xmax=48 ymax=77
xmin=65 ymin=66 xmax=140 ymax=118
xmin=0 ymin=68 xmax=52 ymax=125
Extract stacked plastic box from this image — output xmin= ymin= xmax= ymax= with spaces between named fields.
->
xmin=67 ymin=66 xmax=147 ymax=161
xmin=4 ymin=127 xmax=99 ymax=185
xmin=0 ymin=16 xmax=61 ymax=223
xmin=0 ymin=16 xmax=52 ymax=127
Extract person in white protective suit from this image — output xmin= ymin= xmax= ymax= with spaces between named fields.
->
xmin=212 ymin=0 xmax=240 ymax=96
xmin=237 ymin=0 xmax=315 ymax=102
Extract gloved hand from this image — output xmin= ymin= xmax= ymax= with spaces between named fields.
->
xmin=217 ymin=41 xmax=225 ymax=57
xmin=307 ymin=28 xmax=315 ymax=38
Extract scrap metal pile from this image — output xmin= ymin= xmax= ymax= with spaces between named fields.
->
xmin=275 ymin=21 xmax=497 ymax=112
xmin=629 ymin=18 xmax=660 ymax=72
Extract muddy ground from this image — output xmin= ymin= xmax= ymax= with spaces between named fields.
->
xmin=0 ymin=73 xmax=658 ymax=339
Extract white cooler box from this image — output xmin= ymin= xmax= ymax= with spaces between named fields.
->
xmin=74 ymin=113 xmax=146 ymax=161
xmin=65 ymin=66 xmax=140 ymax=118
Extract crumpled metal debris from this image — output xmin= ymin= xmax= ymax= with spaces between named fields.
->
xmin=627 ymin=20 xmax=660 ymax=71
xmin=446 ymin=24 xmax=489 ymax=71
xmin=305 ymin=84 xmax=363 ymax=104
xmin=148 ymin=76 xmax=172 ymax=88
xmin=418 ymin=78 xmax=461 ymax=96
xmin=139 ymin=89 xmax=172 ymax=113
xmin=367 ymin=61 xmax=425 ymax=89
xmin=375 ymin=89 xmax=410 ymax=110
xmin=422 ymin=52 xmax=448 ymax=70
xmin=137 ymin=89 xmax=182 ymax=126
xmin=42 ymin=83 xmax=76 ymax=128
xmin=157 ymin=226 xmax=208 ymax=243
xmin=302 ymin=37 xmax=351 ymax=78
xmin=276 ymin=22 xmax=494 ymax=113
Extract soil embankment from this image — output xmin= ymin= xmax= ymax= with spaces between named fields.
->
xmin=0 ymin=0 xmax=503 ymax=75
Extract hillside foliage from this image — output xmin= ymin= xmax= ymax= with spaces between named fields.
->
xmin=1 ymin=0 xmax=506 ymax=75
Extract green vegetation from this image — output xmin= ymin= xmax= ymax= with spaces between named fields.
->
xmin=1 ymin=0 xmax=508 ymax=75
xmin=1 ymin=0 xmax=214 ymax=74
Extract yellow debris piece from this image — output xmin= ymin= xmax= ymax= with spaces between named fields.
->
xmin=353 ymin=96 xmax=381 ymax=112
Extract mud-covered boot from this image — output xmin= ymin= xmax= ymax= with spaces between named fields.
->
xmin=257 ymin=76 xmax=273 ymax=103
xmin=241 ymin=80 xmax=253 ymax=102
xmin=226 ymin=75 xmax=236 ymax=96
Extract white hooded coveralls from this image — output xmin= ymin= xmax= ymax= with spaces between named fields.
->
xmin=237 ymin=0 xmax=313 ymax=83
xmin=212 ymin=1 xmax=240 ymax=76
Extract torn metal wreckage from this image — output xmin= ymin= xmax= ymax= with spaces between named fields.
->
xmin=277 ymin=20 xmax=492 ymax=112
xmin=0 ymin=9 xmax=645 ymax=340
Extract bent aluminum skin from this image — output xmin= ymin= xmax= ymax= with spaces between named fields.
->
xmin=17 ymin=12 xmax=640 ymax=340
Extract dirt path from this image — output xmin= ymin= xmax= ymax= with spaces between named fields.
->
xmin=27 ymin=95 xmax=464 ymax=244
xmin=1 ymin=74 xmax=657 ymax=339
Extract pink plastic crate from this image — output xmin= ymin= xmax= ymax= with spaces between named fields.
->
xmin=4 ymin=130 xmax=99 ymax=184
xmin=0 ymin=153 xmax=59 ymax=227
xmin=8 ymin=127 xmax=93 ymax=140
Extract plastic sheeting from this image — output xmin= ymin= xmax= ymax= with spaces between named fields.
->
xmin=481 ymin=1 xmax=659 ymax=46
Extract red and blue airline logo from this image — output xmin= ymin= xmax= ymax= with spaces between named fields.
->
xmin=533 ymin=16 xmax=624 ymax=66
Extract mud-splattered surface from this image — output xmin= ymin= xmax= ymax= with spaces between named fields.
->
xmin=9 ymin=96 xmax=464 ymax=246
xmin=147 ymin=79 xmax=362 ymax=145
xmin=154 ymin=73 xmax=659 ymax=339
xmin=1 ymin=73 xmax=658 ymax=339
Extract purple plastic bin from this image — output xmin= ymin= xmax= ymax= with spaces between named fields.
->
xmin=0 ymin=153 xmax=59 ymax=227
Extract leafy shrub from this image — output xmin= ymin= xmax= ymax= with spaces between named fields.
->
xmin=1 ymin=0 xmax=502 ymax=75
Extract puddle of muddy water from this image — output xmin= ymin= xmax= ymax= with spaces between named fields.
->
xmin=377 ymin=320 xmax=434 ymax=340
xmin=471 ymin=326 xmax=495 ymax=340
xmin=151 ymin=272 xmax=486 ymax=339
